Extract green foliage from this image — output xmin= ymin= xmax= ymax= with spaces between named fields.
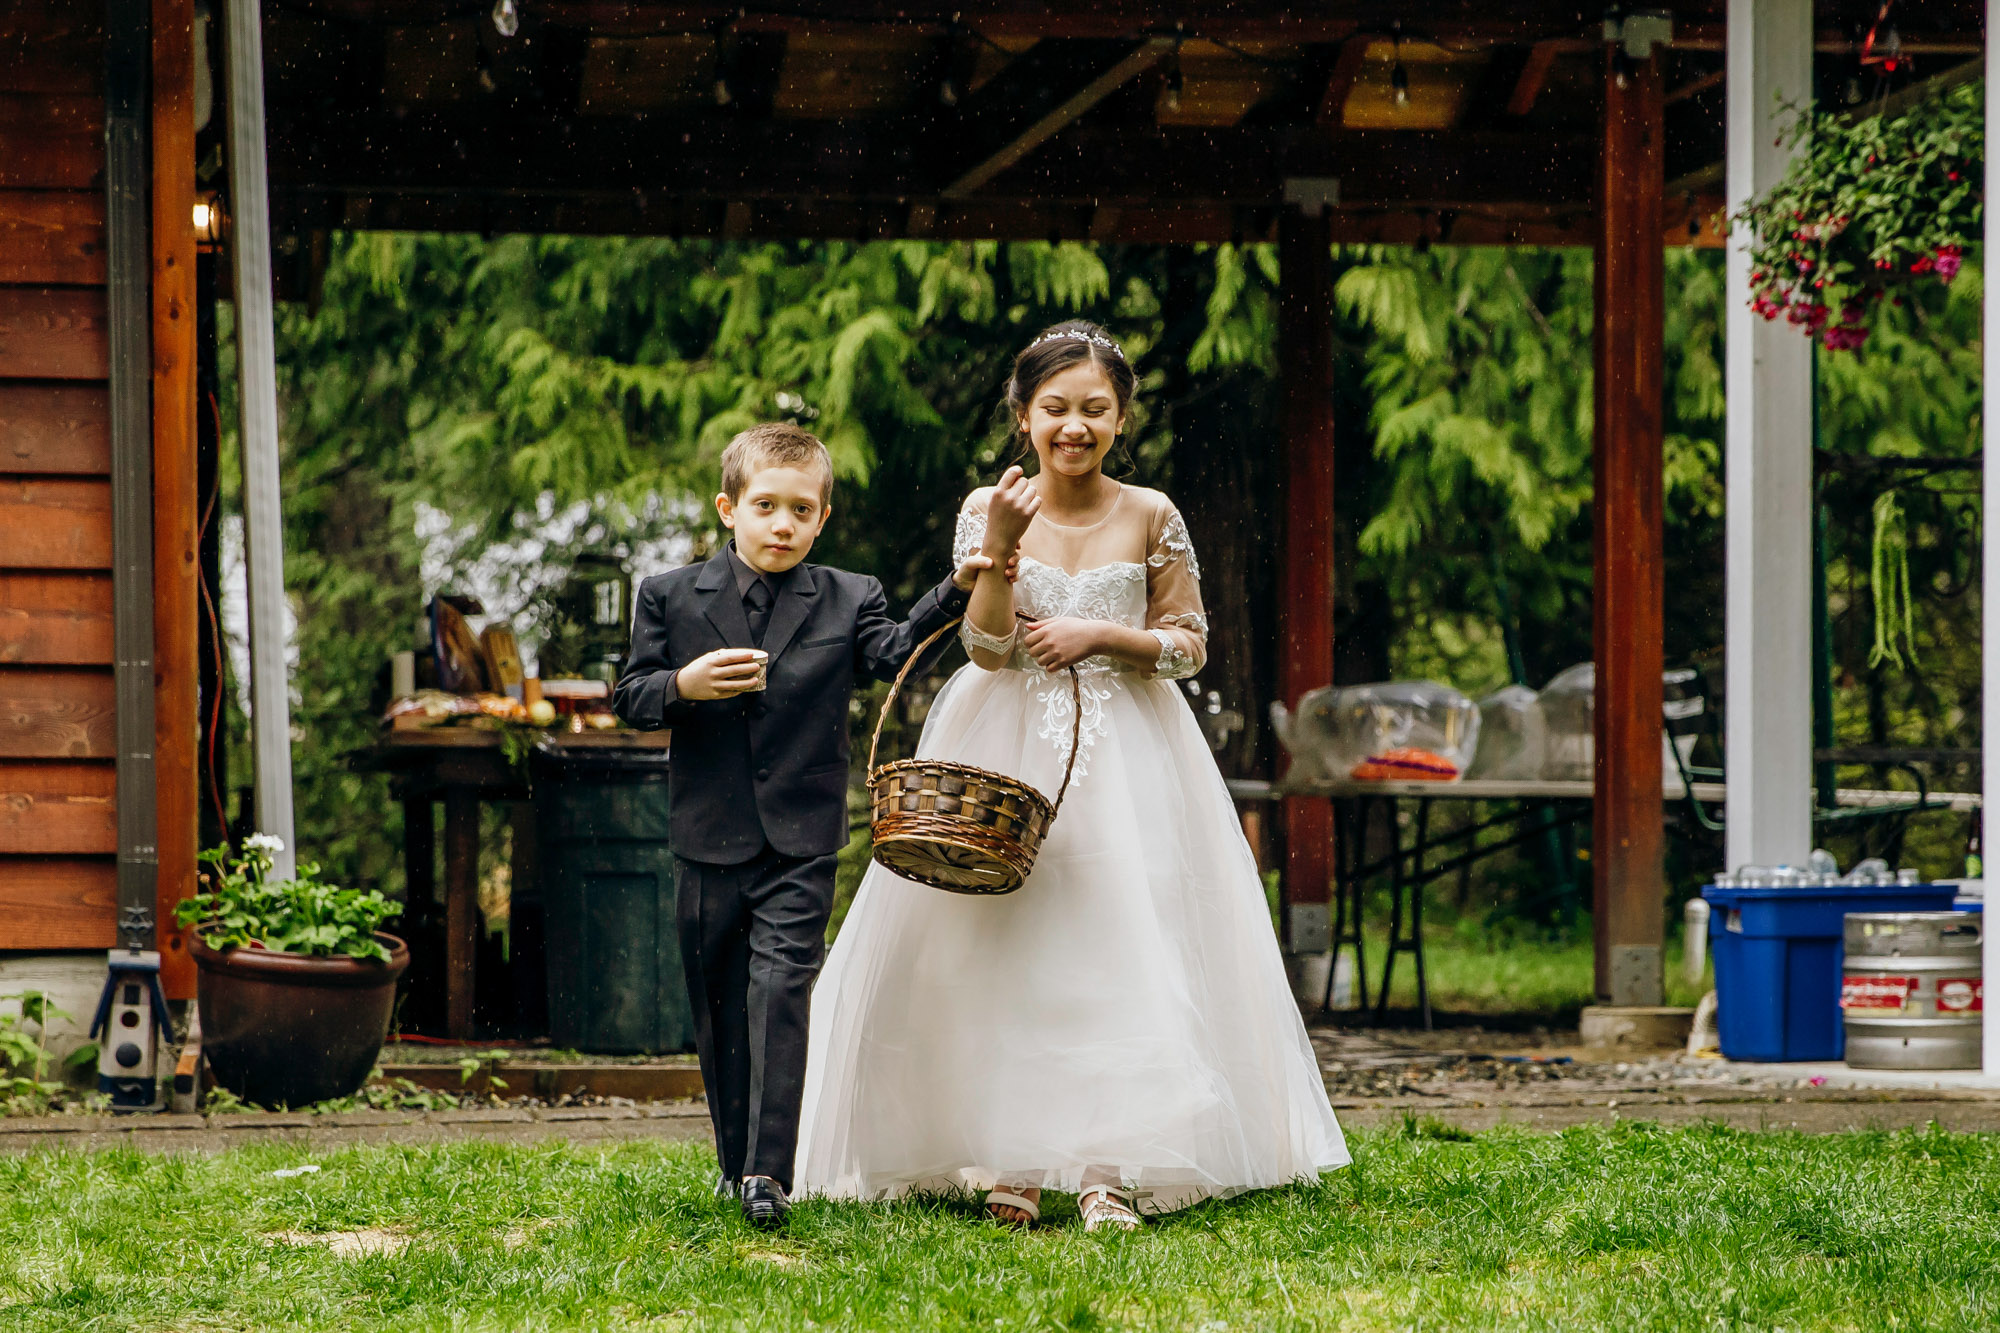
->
xmin=1334 ymin=246 xmax=1727 ymax=692
xmin=1338 ymin=249 xmax=1596 ymax=559
xmin=458 ymin=1050 xmax=511 ymax=1092
xmin=175 ymin=839 xmax=399 ymax=962
xmin=201 ymin=1085 xmax=250 ymax=1114
xmin=1739 ymin=81 xmax=1981 ymax=350
xmin=302 ymin=1072 xmax=468 ymax=1115
xmin=0 ymin=991 xmax=73 ymax=1111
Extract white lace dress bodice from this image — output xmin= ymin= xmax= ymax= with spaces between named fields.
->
xmin=1016 ymin=558 xmax=1149 ymax=637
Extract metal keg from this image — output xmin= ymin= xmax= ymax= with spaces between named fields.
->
xmin=1841 ymin=912 xmax=1984 ymax=1070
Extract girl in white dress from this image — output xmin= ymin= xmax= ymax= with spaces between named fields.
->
xmin=795 ymin=320 xmax=1347 ymax=1231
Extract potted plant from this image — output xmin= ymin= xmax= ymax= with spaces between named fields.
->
xmin=176 ymin=836 xmax=408 ymax=1108
xmin=1738 ymin=80 xmax=1980 ymax=353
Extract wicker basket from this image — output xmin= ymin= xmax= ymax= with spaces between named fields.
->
xmin=866 ymin=618 xmax=1079 ymax=895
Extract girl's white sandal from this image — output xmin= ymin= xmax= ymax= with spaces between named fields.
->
xmin=1078 ymin=1185 xmax=1141 ymax=1233
xmin=985 ymin=1188 xmax=1041 ymax=1228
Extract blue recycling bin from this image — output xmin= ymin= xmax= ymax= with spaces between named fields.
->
xmin=1703 ymin=881 xmax=1958 ymax=1062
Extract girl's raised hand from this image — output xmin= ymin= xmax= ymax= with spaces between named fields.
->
xmin=984 ymin=466 xmax=1041 ymax=552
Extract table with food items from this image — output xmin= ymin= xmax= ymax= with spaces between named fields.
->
xmin=355 ymin=566 xmax=668 ymax=1039
xmin=1233 ymin=667 xmax=1973 ymax=1030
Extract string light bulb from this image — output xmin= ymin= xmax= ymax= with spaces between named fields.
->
xmin=1164 ymin=39 xmax=1184 ymax=114
xmin=1390 ymin=24 xmax=1409 ymax=107
xmin=191 ymin=197 xmax=222 ymax=244
xmin=712 ymin=28 xmax=735 ymax=106
xmin=491 ymin=0 xmax=518 ymax=37
xmin=938 ymin=15 xmax=962 ymax=106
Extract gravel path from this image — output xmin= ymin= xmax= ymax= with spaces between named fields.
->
xmin=8 ymin=1026 xmax=1996 ymax=1154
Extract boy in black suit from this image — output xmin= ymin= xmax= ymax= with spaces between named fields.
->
xmin=613 ymin=423 xmax=996 ymax=1229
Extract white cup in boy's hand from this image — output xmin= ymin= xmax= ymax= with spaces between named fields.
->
xmin=680 ymin=648 xmax=768 ymax=700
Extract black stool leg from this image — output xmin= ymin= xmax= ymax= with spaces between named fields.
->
xmin=1323 ymin=797 xmax=1347 ymax=1013
xmin=1411 ymin=800 xmax=1433 ymax=1032
xmin=1375 ymin=796 xmax=1405 ymax=1024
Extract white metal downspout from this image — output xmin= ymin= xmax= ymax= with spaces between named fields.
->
xmin=221 ymin=0 xmax=295 ymax=877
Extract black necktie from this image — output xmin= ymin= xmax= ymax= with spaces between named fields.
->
xmin=745 ymin=578 xmax=773 ymax=648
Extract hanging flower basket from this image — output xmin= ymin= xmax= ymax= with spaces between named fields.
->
xmin=1736 ymin=80 xmax=1981 ymax=353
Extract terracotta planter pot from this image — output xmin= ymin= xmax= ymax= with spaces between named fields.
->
xmin=191 ymin=930 xmax=409 ymax=1108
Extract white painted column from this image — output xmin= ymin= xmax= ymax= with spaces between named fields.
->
xmin=1724 ymin=0 xmax=1814 ymax=872
xmin=222 ymin=0 xmax=297 ymax=878
xmin=1982 ymin=0 xmax=1999 ymax=1074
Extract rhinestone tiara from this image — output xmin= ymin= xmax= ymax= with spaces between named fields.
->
xmin=1029 ymin=327 xmax=1125 ymax=359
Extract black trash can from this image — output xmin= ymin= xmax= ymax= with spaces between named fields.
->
xmin=531 ymin=745 xmax=694 ymax=1054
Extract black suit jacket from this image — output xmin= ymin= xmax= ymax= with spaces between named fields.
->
xmin=613 ymin=549 xmax=969 ymax=864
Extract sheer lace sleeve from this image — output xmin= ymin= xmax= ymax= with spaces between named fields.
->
xmin=1144 ymin=499 xmax=1206 ymax=680
xmin=952 ymin=498 xmax=988 ymax=565
xmin=955 ymin=490 xmax=1018 ymax=658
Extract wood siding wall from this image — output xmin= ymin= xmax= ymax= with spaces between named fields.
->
xmin=0 ymin=0 xmax=199 ymax=994
xmin=0 ymin=3 xmax=118 ymax=950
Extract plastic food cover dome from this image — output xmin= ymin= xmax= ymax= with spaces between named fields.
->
xmin=1464 ymin=684 xmax=1546 ymax=780
xmin=1331 ymin=682 xmax=1479 ymax=781
xmin=1539 ymin=662 xmax=1595 ymax=781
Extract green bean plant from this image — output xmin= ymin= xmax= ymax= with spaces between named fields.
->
xmin=1737 ymin=80 xmax=1981 ymax=352
xmin=174 ymin=836 xmax=399 ymax=963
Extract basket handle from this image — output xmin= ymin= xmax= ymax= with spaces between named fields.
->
xmin=866 ymin=615 xmax=1084 ymax=815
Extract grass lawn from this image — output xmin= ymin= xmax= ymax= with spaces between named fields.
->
xmin=3 ymin=1123 xmax=1996 ymax=1331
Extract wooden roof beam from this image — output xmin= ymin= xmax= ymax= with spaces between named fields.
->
xmin=267 ymin=110 xmax=1598 ymax=209
xmin=1314 ymin=36 xmax=1371 ymax=128
xmin=278 ymin=189 xmax=1726 ymax=249
xmin=937 ymin=36 xmax=1172 ymax=199
xmin=1664 ymin=68 xmax=1725 ymax=105
xmin=278 ymin=1 xmax=1714 ymax=42
xmin=1505 ymin=39 xmax=1563 ymax=117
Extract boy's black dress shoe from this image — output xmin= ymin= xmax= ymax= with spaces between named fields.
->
xmin=741 ymin=1176 xmax=790 ymax=1231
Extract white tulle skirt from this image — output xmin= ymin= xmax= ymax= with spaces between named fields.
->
xmin=795 ymin=662 xmax=1348 ymax=1214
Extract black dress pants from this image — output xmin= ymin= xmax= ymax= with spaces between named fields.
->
xmin=675 ymin=845 xmax=837 ymax=1193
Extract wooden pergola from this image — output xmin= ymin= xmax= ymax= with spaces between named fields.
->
xmin=0 ymin=0 xmax=1987 ymax=1022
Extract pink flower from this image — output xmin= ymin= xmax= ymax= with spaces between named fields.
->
xmin=1935 ymin=246 xmax=1963 ymax=283
xmin=1822 ymin=324 xmax=1868 ymax=352
xmin=1911 ymin=254 xmax=1936 ymax=275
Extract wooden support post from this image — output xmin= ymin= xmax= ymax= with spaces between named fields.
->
xmin=444 ymin=791 xmax=479 ymax=1038
xmin=1277 ymin=206 xmax=1335 ymax=967
xmin=153 ymin=0 xmax=199 ymax=997
xmin=1592 ymin=45 xmax=1666 ymax=1006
